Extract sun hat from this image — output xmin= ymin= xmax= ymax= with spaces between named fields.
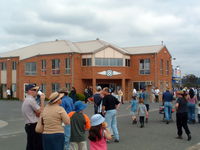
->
xmin=26 ymin=84 xmax=39 ymax=92
xmin=74 ymin=101 xmax=87 ymax=112
xmin=91 ymin=114 xmax=105 ymax=126
xmin=48 ymin=92 xmax=64 ymax=104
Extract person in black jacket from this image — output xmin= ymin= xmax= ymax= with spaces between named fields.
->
xmin=175 ymin=91 xmax=191 ymax=141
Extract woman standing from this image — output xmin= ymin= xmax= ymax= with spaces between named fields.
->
xmin=175 ymin=91 xmax=191 ymax=141
xmin=187 ymin=89 xmax=198 ymax=123
xmin=42 ymin=92 xmax=70 ymax=150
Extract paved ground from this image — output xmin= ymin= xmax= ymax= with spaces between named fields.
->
xmin=0 ymin=100 xmax=200 ymax=150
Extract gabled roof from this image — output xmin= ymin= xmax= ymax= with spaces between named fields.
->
xmin=0 ymin=39 xmax=168 ymax=60
xmin=124 ymin=45 xmax=164 ymax=55
xmin=0 ymin=40 xmax=80 ymax=60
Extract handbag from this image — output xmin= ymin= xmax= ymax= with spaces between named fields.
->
xmin=35 ymin=116 xmax=44 ymax=133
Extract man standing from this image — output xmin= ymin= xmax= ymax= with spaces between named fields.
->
xmin=162 ymin=87 xmax=173 ymax=124
xmin=6 ymin=88 xmax=11 ymax=99
xmin=155 ymin=87 xmax=160 ymax=102
xmin=93 ymin=86 xmax=103 ymax=114
xmin=102 ymin=87 xmax=120 ymax=142
xmin=21 ymin=84 xmax=45 ymax=150
xmin=59 ymin=88 xmax=74 ymax=150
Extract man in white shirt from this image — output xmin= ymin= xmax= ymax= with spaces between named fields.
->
xmin=6 ymin=88 xmax=11 ymax=99
xmin=154 ymin=87 xmax=160 ymax=103
xmin=21 ymin=84 xmax=45 ymax=150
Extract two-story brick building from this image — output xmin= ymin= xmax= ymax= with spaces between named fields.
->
xmin=0 ymin=39 xmax=172 ymax=100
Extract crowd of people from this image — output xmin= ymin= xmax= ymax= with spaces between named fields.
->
xmin=21 ymin=84 xmax=200 ymax=150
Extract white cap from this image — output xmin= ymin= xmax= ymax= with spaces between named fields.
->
xmin=91 ymin=114 xmax=105 ymax=126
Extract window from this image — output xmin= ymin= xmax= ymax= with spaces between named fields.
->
xmin=52 ymin=59 xmax=60 ymax=75
xmin=95 ymin=58 xmax=123 ymax=66
xmin=65 ymin=58 xmax=71 ymax=74
xmin=12 ymin=62 xmax=17 ymax=70
xmin=133 ymin=82 xmax=146 ymax=91
xmin=166 ymin=61 xmax=169 ymax=75
xmin=40 ymin=84 xmax=46 ymax=94
xmin=41 ymin=60 xmax=46 ymax=75
xmin=1 ymin=62 xmax=6 ymax=70
xmin=12 ymin=84 xmax=16 ymax=92
xmin=139 ymin=59 xmax=150 ymax=74
xmin=160 ymin=59 xmax=163 ymax=75
xmin=125 ymin=59 xmax=130 ymax=67
xmin=82 ymin=58 xmax=92 ymax=66
xmin=52 ymin=83 xmax=60 ymax=92
xmin=66 ymin=83 xmax=71 ymax=91
xmin=25 ymin=62 xmax=37 ymax=75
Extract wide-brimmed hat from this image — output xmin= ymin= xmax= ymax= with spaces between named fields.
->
xmin=74 ymin=101 xmax=87 ymax=112
xmin=59 ymin=88 xmax=68 ymax=94
xmin=26 ymin=84 xmax=39 ymax=92
xmin=91 ymin=114 xmax=105 ymax=126
xmin=48 ymin=92 xmax=64 ymax=104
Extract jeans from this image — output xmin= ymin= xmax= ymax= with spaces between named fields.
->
xmin=105 ymin=109 xmax=119 ymax=140
xmin=64 ymin=125 xmax=71 ymax=150
xmin=164 ymin=102 xmax=172 ymax=121
xmin=187 ymin=103 xmax=196 ymax=122
xmin=43 ymin=133 xmax=64 ymax=150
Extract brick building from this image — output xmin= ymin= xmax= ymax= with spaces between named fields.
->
xmin=0 ymin=39 xmax=172 ymax=100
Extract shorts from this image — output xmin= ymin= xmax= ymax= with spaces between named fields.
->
xmin=130 ymin=111 xmax=136 ymax=116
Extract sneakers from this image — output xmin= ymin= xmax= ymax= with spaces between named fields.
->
xmin=114 ymin=139 xmax=119 ymax=143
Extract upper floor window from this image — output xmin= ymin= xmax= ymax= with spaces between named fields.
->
xmin=65 ymin=58 xmax=71 ymax=74
xmin=82 ymin=58 xmax=92 ymax=66
xmin=52 ymin=83 xmax=60 ymax=92
xmin=1 ymin=62 xmax=6 ymax=70
xmin=41 ymin=60 xmax=46 ymax=75
xmin=160 ymin=59 xmax=163 ymax=75
xmin=166 ymin=60 xmax=169 ymax=75
xmin=125 ymin=59 xmax=130 ymax=67
xmin=95 ymin=58 xmax=123 ymax=66
xmin=12 ymin=61 xmax=17 ymax=70
xmin=139 ymin=59 xmax=150 ymax=75
xmin=25 ymin=62 xmax=37 ymax=75
xmin=52 ymin=59 xmax=60 ymax=75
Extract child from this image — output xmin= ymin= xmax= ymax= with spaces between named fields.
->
xmin=197 ymin=103 xmax=200 ymax=123
xmin=68 ymin=101 xmax=91 ymax=150
xmin=137 ymin=98 xmax=148 ymax=128
xmin=126 ymin=96 xmax=138 ymax=124
xmin=88 ymin=114 xmax=112 ymax=150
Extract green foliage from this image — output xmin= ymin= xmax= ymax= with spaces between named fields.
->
xmin=76 ymin=93 xmax=85 ymax=101
xmin=182 ymin=74 xmax=199 ymax=88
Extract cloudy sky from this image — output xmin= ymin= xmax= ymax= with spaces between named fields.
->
xmin=0 ymin=0 xmax=200 ymax=76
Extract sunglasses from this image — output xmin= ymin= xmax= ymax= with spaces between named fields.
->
xmin=30 ymin=89 xmax=37 ymax=91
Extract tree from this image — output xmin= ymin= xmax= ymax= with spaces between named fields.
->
xmin=182 ymin=74 xmax=199 ymax=88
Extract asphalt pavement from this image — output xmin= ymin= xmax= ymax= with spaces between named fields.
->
xmin=0 ymin=100 xmax=200 ymax=150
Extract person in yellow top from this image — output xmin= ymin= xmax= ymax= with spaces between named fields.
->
xmin=117 ymin=88 xmax=123 ymax=104
xmin=42 ymin=92 xmax=70 ymax=150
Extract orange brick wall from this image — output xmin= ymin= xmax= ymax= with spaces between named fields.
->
xmin=0 ymin=47 xmax=172 ymax=101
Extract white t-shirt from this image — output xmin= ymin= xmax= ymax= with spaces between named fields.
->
xmin=6 ymin=89 xmax=11 ymax=95
xmin=133 ymin=89 xmax=137 ymax=96
xmin=155 ymin=89 xmax=160 ymax=95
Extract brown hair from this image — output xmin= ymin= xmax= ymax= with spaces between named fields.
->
xmin=139 ymin=97 xmax=144 ymax=104
xmin=88 ymin=124 xmax=103 ymax=142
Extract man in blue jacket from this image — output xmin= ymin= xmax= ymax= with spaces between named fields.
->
xmin=59 ymin=88 xmax=74 ymax=150
xmin=162 ymin=87 xmax=174 ymax=124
